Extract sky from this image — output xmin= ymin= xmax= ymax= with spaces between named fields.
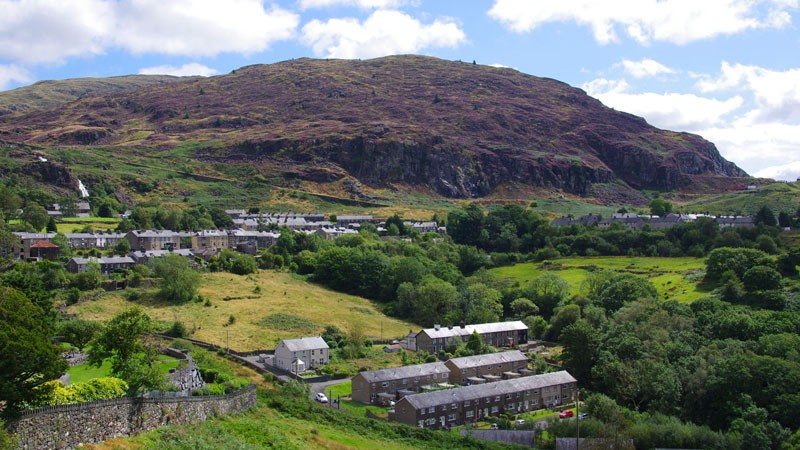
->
xmin=0 ymin=0 xmax=798 ymax=180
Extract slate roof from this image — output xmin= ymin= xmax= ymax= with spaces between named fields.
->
xmin=356 ymin=362 xmax=449 ymax=383
xmin=70 ymin=256 xmax=135 ymax=265
xmin=446 ymin=350 xmax=528 ymax=370
xmin=400 ymin=371 xmax=577 ymax=410
xmin=280 ymin=336 xmax=329 ymax=351
xmin=419 ymin=321 xmax=528 ymax=340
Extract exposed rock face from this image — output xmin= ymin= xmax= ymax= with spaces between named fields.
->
xmin=0 ymin=55 xmax=750 ymax=199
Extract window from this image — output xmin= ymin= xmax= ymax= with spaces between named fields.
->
xmin=466 ymin=410 xmax=474 ymax=418
xmin=432 ymin=373 xmax=437 ymax=379
xmin=311 ymin=350 xmax=315 ymax=355
xmin=464 ymin=400 xmax=471 ymax=407
xmin=505 ymin=394 xmax=511 ymax=400
xmin=448 ymin=414 xmax=456 ymax=421
xmin=403 ymin=379 xmax=408 ymax=385
xmin=495 ymin=396 xmax=500 ymax=402
xmin=428 ymin=407 xmax=435 ymax=414
xmin=491 ymin=406 xmax=499 ymax=414
xmin=382 ymin=382 xmax=389 ymax=388
xmin=451 ymin=403 xmax=457 ymax=410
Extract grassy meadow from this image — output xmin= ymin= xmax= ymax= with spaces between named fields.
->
xmin=68 ymin=271 xmax=419 ymax=352
xmin=490 ymin=256 xmax=710 ymax=303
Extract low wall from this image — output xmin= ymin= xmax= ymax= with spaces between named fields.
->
xmin=11 ymin=384 xmax=256 ymax=450
xmin=460 ymin=429 xmax=536 ymax=447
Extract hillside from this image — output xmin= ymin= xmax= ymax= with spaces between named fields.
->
xmin=0 ymin=74 xmax=189 ymax=117
xmin=68 ymin=271 xmax=419 ymax=351
xmin=0 ymin=56 xmax=750 ymax=206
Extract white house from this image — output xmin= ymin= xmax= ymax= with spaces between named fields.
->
xmin=272 ymin=336 xmax=330 ymax=373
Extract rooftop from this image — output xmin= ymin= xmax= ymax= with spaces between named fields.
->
xmin=419 ymin=321 xmax=528 ymax=339
xmin=354 ymin=362 xmax=449 ymax=383
xmin=400 ymin=371 xmax=577 ymax=410
xmin=280 ymin=336 xmax=329 ymax=352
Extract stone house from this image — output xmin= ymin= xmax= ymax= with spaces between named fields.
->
xmin=272 ymin=336 xmax=329 ymax=373
xmin=444 ymin=350 xmax=529 ymax=386
xmin=66 ymin=256 xmax=136 ymax=274
xmin=12 ymin=232 xmax=56 ymax=260
xmin=191 ymin=230 xmax=230 ymax=252
xmin=226 ymin=230 xmax=279 ymax=254
xmin=413 ymin=321 xmax=529 ymax=354
xmin=393 ymin=371 xmax=578 ymax=429
xmin=28 ymin=240 xmax=60 ymax=261
xmin=351 ymin=362 xmax=450 ymax=405
xmin=126 ymin=230 xmax=182 ymax=252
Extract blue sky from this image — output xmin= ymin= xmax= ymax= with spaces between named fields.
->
xmin=1 ymin=0 xmax=798 ymax=180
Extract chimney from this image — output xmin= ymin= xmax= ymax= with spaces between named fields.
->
xmin=448 ymin=324 xmax=453 ymax=330
xmin=434 ymin=324 xmax=440 ymax=331
xmin=460 ymin=322 xmax=465 ymax=329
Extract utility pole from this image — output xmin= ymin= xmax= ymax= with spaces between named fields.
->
xmin=576 ymin=388 xmax=580 ymax=450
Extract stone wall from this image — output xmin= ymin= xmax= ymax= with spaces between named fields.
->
xmin=10 ymin=384 xmax=256 ymax=450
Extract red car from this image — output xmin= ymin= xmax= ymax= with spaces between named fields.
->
xmin=559 ymin=409 xmax=574 ymax=418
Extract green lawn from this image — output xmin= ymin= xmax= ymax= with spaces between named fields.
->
xmin=67 ymin=355 xmax=181 ymax=384
xmin=490 ymin=256 xmax=711 ymax=303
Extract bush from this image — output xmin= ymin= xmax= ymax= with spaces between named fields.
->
xmin=33 ymin=377 xmax=128 ymax=406
xmin=165 ymin=321 xmax=188 ymax=338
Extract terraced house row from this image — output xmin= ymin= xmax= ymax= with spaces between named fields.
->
xmin=392 ymin=371 xmax=578 ymax=429
xmin=352 ymin=350 xmax=530 ymax=405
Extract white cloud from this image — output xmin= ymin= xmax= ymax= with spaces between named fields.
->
xmin=696 ymin=62 xmax=800 ymax=125
xmin=301 ymin=10 xmax=465 ymax=59
xmin=138 ymin=63 xmax=218 ymax=77
xmin=755 ymin=160 xmax=800 ymax=181
xmin=299 ymin=0 xmax=410 ymax=9
xmin=0 ymin=65 xmax=34 ymax=90
xmin=0 ymin=0 xmax=114 ymax=64
xmin=0 ymin=0 xmax=298 ymax=65
xmin=621 ymin=59 xmax=674 ymax=78
xmin=487 ymin=0 xmax=796 ymax=45
xmin=113 ymin=0 xmax=298 ymax=57
xmin=583 ymin=78 xmax=743 ymax=131
xmin=700 ymin=123 xmax=800 ymax=179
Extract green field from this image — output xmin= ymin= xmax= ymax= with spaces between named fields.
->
xmin=67 ymin=355 xmax=180 ymax=384
xmin=68 ymin=271 xmax=420 ymax=351
xmin=490 ymin=256 xmax=710 ymax=303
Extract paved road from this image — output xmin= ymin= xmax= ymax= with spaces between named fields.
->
xmin=309 ymin=377 xmax=351 ymax=404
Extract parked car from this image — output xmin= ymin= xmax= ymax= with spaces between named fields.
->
xmin=559 ymin=409 xmax=574 ymax=418
xmin=315 ymin=393 xmax=328 ymax=403
xmin=578 ymin=413 xmax=589 ymax=420
xmin=514 ymin=419 xmax=526 ymax=426
xmin=490 ymin=423 xmax=499 ymax=430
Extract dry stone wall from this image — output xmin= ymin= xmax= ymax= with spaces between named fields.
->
xmin=11 ymin=384 xmax=256 ymax=450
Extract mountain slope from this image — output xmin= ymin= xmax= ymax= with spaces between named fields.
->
xmin=0 ymin=74 xmax=190 ymax=117
xmin=0 ymin=56 xmax=749 ymax=203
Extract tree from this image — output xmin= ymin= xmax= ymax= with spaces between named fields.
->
xmin=412 ymin=277 xmax=459 ymax=326
xmin=0 ymin=185 xmax=21 ymax=219
xmin=21 ymin=203 xmax=49 ymax=231
xmin=742 ymin=265 xmax=782 ymax=292
xmin=466 ymin=331 xmax=485 ymax=354
xmin=560 ymin=319 xmax=598 ymax=386
xmin=150 ymin=253 xmax=200 ymax=303
xmin=113 ymin=238 xmax=131 ymax=256
xmin=525 ymin=273 xmax=570 ymax=319
xmin=87 ymin=308 xmax=164 ymax=395
xmin=46 ymin=217 xmax=57 ymax=232
xmin=58 ymin=319 xmax=102 ymax=351
xmin=596 ymin=274 xmax=658 ymax=314
xmin=0 ymin=287 xmax=67 ymax=418
xmin=510 ymin=297 xmax=539 ymax=319
xmin=649 ymin=198 xmax=673 ymax=217
xmin=461 ymin=283 xmax=503 ymax=324
xmin=705 ymin=247 xmax=774 ymax=281
xmin=755 ymin=205 xmax=777 ymax=227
